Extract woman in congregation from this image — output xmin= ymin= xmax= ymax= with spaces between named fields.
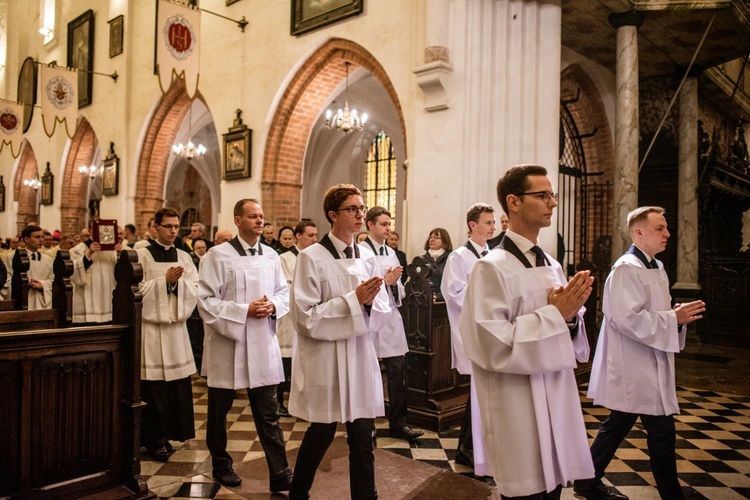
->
xmin=420 ymin=227 xmax=452 ymax=302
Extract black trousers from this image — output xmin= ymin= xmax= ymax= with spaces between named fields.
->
xmin=590 ymin=410 xmax=683 ymax=499
xmin=206 ymin=385 xmax=291 ymax=480
xmin=289 ymin=418 xmax=376 ymax=500
xmin=457 ymin=392 xmax=473 ymax=457
xmin=501 ymin=484 xmax=562 ymax=500
xmin=277 ymin=357 xmax=292 ymax=405
xmin=141 ymin=377 xmax=195 ymax=450
xmin=382 ymin=355 xmax=408 ymax=430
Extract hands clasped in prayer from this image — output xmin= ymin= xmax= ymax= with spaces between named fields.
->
xmin=165 ymin=265 xmax=184 ymax=284
xmin=248 ymin=295 xmax=276 ymax=318
xmin=673 ymin=299 xmax=706 ymax=324
xmin=384 ymin=266 xmax=402 ymax=286
xmin=356 ymin=276 xmax=383 ymax=305
xmin=548 ymin=269 xmax=594 ymax=322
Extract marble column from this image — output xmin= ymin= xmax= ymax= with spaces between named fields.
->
xmin=609 ymin=11 xmax=643 ymax=259
xmin=673 ymin=76 xmax=702 ymax=298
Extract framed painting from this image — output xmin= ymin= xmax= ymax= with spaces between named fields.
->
xmin=41 ymin=163 xmax=54 ymax=206
xmin=93 ymin=219 xmax=118 ymax=250
xmin=102 ymin=142 xmax=119 ymax=196
xmin=0 ymin=175 xmax=5 ymax=212
xmin=291 ymin=0 xmax=363 ymax=36
xmin=67 ymin=9 xmax=94 ymax=107
xmin=223 ymin=127 xmax=252 ymax=180
xmin=108 ymin=15 xmax=124 ymax=58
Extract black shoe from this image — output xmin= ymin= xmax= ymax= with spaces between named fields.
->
xmin=573 ymin=479 xmax=628 ymax=500
xmin=390 ymin=426 xmax=424 ymax=441
xmin=270 ymin=473 xmax=293 ymax=492
xmin=454 ymin=449 xmax=474 ymax=468
xmin=213 ymin=468 xmax=242 ymax=487
xmin=278 ymin=404 xmax=291 ymax=417
xmin=150 ymin=446 xmax=171 ymax=462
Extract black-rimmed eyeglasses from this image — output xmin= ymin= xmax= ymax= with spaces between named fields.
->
xmin=518 ymin=191 xmax=558 ymax=203
xmin=336 ymin=205 xmax=368 ymax=216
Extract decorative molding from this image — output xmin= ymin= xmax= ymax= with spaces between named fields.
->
xmin=413 ymin=60 xmax=453 ymax=112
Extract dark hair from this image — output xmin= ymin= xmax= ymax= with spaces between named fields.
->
xmin=43 ymin=230 xmax=51 ymax=236
xmin=264 ymin=222 xmax=272 ymax=228
xmin=277 ymin=225 xmax=294 ymax=240
xmin=233 ymin=198 xmax=260 ymax=217
xmin=21 ymin=224 xmax=43 ymax=240
xmin=323 ymin=184 xmax=362 ymax=224
xmin=124 ymin=224 xmax=136 ymax=233
xmin=424 ymin=227 xmax=453 ymax=252
xmin=365 ymin=206 xmax=391 ymax=228
xmin=496 ymin=164 xmax=548 ymax=214
xmin=155 ymin=208 xmax=180 ymax=225
xmin=627 ymin=206 xmax=665 ymax=230
xmin=466 ymin=203 xmax=494 ymax=230
xmin=294 ymin=220 xmax=316 ymax=237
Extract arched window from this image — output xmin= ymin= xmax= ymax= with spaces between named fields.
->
xmin=363 ymin=131 xmax=397 ymax=222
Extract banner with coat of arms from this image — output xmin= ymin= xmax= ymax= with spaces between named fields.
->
xmin=157 ymin=0 xmax=201 ymax=99
xmin=40 ymin=64 xmax=78 ymax=139
xmin=0 ymin=99 xmax=24 ymax=158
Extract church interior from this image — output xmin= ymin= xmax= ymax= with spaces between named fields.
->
xmin=1 ymin=0 xmax=750 ymax=498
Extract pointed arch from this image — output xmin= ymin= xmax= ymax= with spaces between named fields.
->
xmin=13 ymin=141 xmax=40 ymax=233
xmin=262 ymin=38 xmax=407 ymax=227
xmin=60 ymin=117 xmax=99 ymax=236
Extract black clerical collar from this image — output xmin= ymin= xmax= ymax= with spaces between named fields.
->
xmin=153 ymin=240 xmax=175 ymax=251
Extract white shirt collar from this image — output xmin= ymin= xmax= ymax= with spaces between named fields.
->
xmin=468 ymin=238 xmax=488 ymax=255
xmin=368 ymin=237 xmax=387 ymax=255
xmin=634 ymin=244 xmax=654 ymax=262
xmin=328 ymin=232 xmax=353 ymax=258
xmin=504 ymin=230 xmax=538 ymax=257
xmin=241 ymin=239 xmax=260 ymax=254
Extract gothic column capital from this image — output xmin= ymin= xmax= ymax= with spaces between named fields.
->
xmin=609 ymin=11 xmax=644 ymax=30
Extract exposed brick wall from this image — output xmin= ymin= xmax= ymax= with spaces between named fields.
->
xmin=262 ymin=38 xmax=407 ymax=228
xmin=60 ymin=118 xmax=98 ymax=237
xmin=134 ymin=80 xmax=205 ymax=235
xmin=13 ymin=141 xmax=39 ymax=234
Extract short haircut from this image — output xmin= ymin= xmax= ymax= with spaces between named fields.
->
xmin=233 ymin=198 xmax=260 ymax=217
xmin=496 ymin=164 xmax=549 ymax=214
xmin=191 ymin=222 xmax=206 ymax=232
xmin=277 ymin=226 xmax=294 ymax=239
xmin=263 ymin=222 xmax=272 ymax=228
xmin=59 ymin=235 xmax=73 ymax=244
xmin=466 ymin=203 xmax=494 ymax=229
xmin=323 ymin=184 xmax=362 ymax=224
xmin=124 ymin=224 xmax=136 ymax=233
xmin=43 ymin=230 xmax=51 ymax=236
xmin=21 ymin=224 xmax=43 ymax=240
xmin=390 ymin=231 xmax=399 ymax=238
xmin=365 ymin=206 xmax=391 ymax=228
xmin=627 ymin=206 xmax=665 ymax=230
xmin=154 ymin=207 xmax=180 ymax=225
xmin=294 ymin=220 xmax=316 ymax=236
xmin=424 ymin=227 xmax=453 ymax=252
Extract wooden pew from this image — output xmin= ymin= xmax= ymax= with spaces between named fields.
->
xmin=0 ymin=250 xmax=154 ymax=499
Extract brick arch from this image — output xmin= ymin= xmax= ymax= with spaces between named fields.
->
xmin=262 ymin=38 xmax=407 ymax=227
xmin=13 ymin=141 xmax=39 ymax=233
xmin=60 ymin=117 xmax=98 ymax=236
xmin=135 ymin=80 xmax=207 ymax=235
xmin=560 ymin=64 xmax=614 ymax=181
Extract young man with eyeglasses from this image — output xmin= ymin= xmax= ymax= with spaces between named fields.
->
xmin=289 ymin=184 xmax=388 ymax=500
xmin=18 ymin=224 xmax=54 ymax=310
xmin=459 ymin=164 xmax=595 ymax=499
xmin=440 ymin=202 xmax=496 ymax=474
xmin=360 ymin=207 xmax=424 ymax=442
xmin=136 ymin=207 xmax=198 ymax=462
xmin=198 ymin=199 xmax=293 ymax=492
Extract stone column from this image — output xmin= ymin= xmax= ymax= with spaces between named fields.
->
xmin=673 ymin=76 xmax=702 ymax=299
xmin=609 ymin=11 xmax=644 ymax=259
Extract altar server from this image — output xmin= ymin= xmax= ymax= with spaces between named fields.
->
xmin=137 ymin=208 xmax=198 ymax=462
xmin=575 ymin=207 xmax=705 ymax=500
xmin=21 ymin=225 xmax=54 ymax=310
xmin=198 ymin=198 xmax=293 ymax=492
xmin=459 ymin=164 xmax=595 ymax=499
xmin=70 ymin=225 xmax=121 ymax=323
xmin=289 ymin=184 xmax=389 ymax=500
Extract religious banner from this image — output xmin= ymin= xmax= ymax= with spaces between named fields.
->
xmin=0 ymin=99 xmax=24 ymax=158
xmin=40 ymin=64 xmax=78 ymax=139
xmin=157 ymin=0 xmax=200 ymax=99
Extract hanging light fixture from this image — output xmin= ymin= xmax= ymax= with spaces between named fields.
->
xmin=78 ymin=164 xmax=103 ymax=178
xmin=172 ymin=104 xmax=207 ymax=160
xmin=325 ymin=61 xmax=368 ymax=134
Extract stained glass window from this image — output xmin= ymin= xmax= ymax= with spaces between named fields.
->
xmin=363 ymin=131 xmax=397 ymax=224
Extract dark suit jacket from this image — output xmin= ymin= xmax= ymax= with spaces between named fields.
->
xmin=420 ymin=250 xmax=450 ymax=301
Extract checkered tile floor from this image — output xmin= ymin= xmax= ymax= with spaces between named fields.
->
xmin=142 ymin=376 xmax=750 ymax=499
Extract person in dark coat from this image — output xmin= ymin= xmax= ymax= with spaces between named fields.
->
xmin=420 ymin=227 xmax=452 ymax=302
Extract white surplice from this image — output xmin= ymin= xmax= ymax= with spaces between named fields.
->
xmin=26 ymin=251 xmax=54 ymax=310
xmin=70 ymin=242 xmax=117 ymax=323
xmin=459 ymin=232 xmax=594 ymax=497
xmin=358 ymin=239 xmax=408 ymax=358
xmin=588 ymin=253 xmax=686 ymax=416
xmin=198 ymin=241 xmax=288 ymax=390
xmin=278 ymin=249 xmax=298 ymax=358
xmin=289 ymin=236 xmax=389 ymax=423
xmin=137 ymin=247 xmax=198 ymax=382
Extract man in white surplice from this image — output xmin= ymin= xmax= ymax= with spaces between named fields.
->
xmin=459 ymin=165 xmax=595 ymax=499
xmin=574 ymin=207 xmax=705 ymax=500
xmin=440 ymin=202 xmax=495 ymax=474
xmin=20 ymin=225 xmax=54 ymax=310
xmin=198 ymin=199 xmax=292 ymax=492
xmin=70 ymin=225 xmax=121 ymax=323
xmin=289 ymin=184 xmax=389 ymax=500
xmin=136 ymin=208 xmax=198 ymax=462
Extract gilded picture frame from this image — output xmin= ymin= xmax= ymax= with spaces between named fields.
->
xmin=67 ymin=9 xmax=95 ymax=107
xmin=108 ymin=15 xmax=124 ymax=58
xmin=291 ymin=0 xmax=363 ymax=36
xmin=41 ymin=163 xmax=54 ymax=206
xmin=103 ymin=155 xmax=119 ymax=197
xmin=223 ymin=128 xmax=252 ymax=181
